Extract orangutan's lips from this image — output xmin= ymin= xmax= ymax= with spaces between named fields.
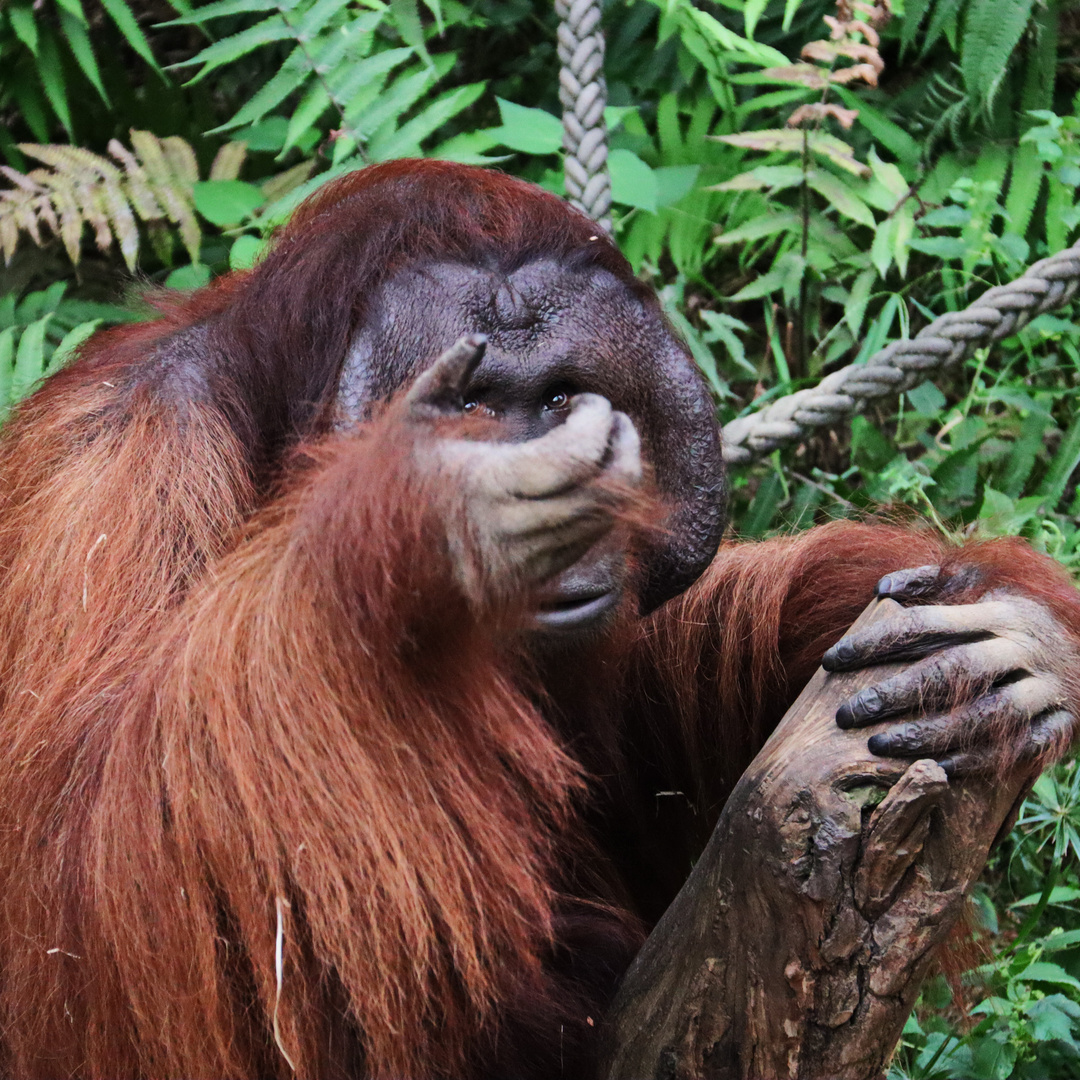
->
xmin=533 ymin=589 xmax=618 ymax=629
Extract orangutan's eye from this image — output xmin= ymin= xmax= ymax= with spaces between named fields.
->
xmin=542 ymin=386 xmax=573 ymax=411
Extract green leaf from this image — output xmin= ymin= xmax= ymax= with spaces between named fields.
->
xmin=1026 ymin=995 xmax=1080 ymax=1042
xmin=1000 ymin=411 xmax=1053 ymax=498
xmin=868 ymin=149 xmax=909 ymax=200
xmin=58 ymin=7 xmax=110 ymax=104
xmin=683 ymin=8 xmax=788 ymax=67
xmin=716 ymin=130 xmax=870 ymax=176
xmin=9 ymin=70 xmax=51 ymax=142
xmin=832 ymin=87 xmax=921 ymax=169
xmin=54 ymin=0 xmax=88 ymax=21
xmin=1038 ymin=415 xmax=1080 ymax=508
xmin=193 ymin=180 xmax=266 ymax=226
xmin=893 ymin=210 xmax=913 ymax=282
xmin=700 ymin=310 xmax=753 ymax=376
xmin=229 ymin=234 xmax=266 ymax=270
xmin=165 ymin=264 xmax=212 ymax=290
xmin=729 ymin=265 xmax=786 ymax=302
xmin=655 ymin=164 xmax=700 ymax=207
xmin=350 ymin=59 xmax=446 ymax=142
xmin=11 ymin=316 xmax=50 ymax=403
xmin=280 ymin=77 xmax=332 ymax=155
xmin=609 ymin=149 xmax=658 ymax=212
xmin=743 ymin=0 xmax=767 ymax=39
xmin=331 ymin=42 xmax=411 ymax=101
xmin=181 ymin=16 xmax=291 ymax=81
xmin=1005 ymin=4 xmax=1057 ymax=239
xmin=9 ymin=2 xmax=40 ymax=54
xmin=389 ymin=0 xmax=429 ymax=62
xmin=906 ymin=380 xmax=947 ymax=417
xmin=100 ymin=0 xmax=165 ymax=75
xmin=808 ymin=171 xmax=875 ymax=227
xmin=900 ymin=0 xmax=932 ymax=54
xmin=333 ymin=47 xmax=416 ymax=143
xmin=1041 ymin=929 xmax=1080 ymax=951
xmin=714 ymin=164 xmax=804 ymax=194
xmin=962 ymin=0 xmax=1036 ymax=111
xmin=295 ymin=0 xmax=355 ymax=40
xmin=921 ymin=205 xmax=969 ymax=228
xmin=741 ymin=469 xmax=784 ymax=538
xmin=909 ymin=235 xmax=968 ymax=259
xmin=369 ymin=81 xmax=485 ymax=161
xmin=655 ymin=94 xmax=682 ymax=159
xmin=211 ymin=46 xmax=310 ymax=132
xmin=844 ymin=269 xmax=875 ymax=338
xmin=604 ymin=106 xmax=636 ymax=132
xmin=421 ymin=0 xmax=443 ymax=31
xmin=162 ymin=0 xmax=281 ymax=24
xmin=969 ymin=1036 xmax=1016 ymax=1080
xmin=235 ymin=117 xmax=290 ymax=152
xmin=1020 ymin=961 xmax=1080 ymax=991
xmin=49 ymin=320 xmax=101 ymax=372
xmin=0 ymin=327 xmax=15 ymax=415
xmin=493 ymin=99 xmax=563 ymax=155
xmin=714 ymin=211 xmax=801 ymax=246
xmin=871 ymin=216 xmax=898 ymax=277
xmin=923 ymin=0 xmax=962 ymax=57
xmin=37 ymin=30 xmax=74 ymax=136
xmin=428 ymin=128 xmax=506 ymax=165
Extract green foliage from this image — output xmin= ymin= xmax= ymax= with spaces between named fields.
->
xmin=167 ymin=0 xmax=486 ymax=168
xmin=0 ymin=0 xmax=163 ymax=151
xmin=890 ymin=762 xmax=1080 ymax=1079
xmin=902 ymin=0 xmax=1038 ymax=115
xmin=0 ymin=130 xmax=313 ymax=276
xmin=0 ymin=282 xmax=133 ymax=416
xmin=1 ymin=131 xmax=205 ymax=269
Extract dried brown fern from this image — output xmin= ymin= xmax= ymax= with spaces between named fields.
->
xmin=0 ymin=132 xmax=249 ymax=270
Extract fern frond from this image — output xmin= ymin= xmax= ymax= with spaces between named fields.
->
xmin=210 ymin=142 xmax=248 ymax=181
xmin=0 ymin=131 xmax=250 ymax=270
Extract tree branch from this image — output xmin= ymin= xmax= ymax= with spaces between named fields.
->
xmin=603 ymin=597 xmax=1030 ymax=1080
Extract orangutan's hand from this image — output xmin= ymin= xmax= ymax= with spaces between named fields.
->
xmin=406 ymin=334 xmax=642 ymax=603
xmin=824 ymin=565 xmax=1078 ymax=775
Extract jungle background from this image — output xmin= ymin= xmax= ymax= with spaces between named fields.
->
xmin=2 ymin=0 xmax=1080 ymax=1074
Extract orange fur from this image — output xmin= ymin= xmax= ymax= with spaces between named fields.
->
xmin=2 ymin=372 xmax=1078 ymax=1079
xmin=0 ymin=385 xmax=588 ymax=1079
xmin=0 ymin=163 xmax=1077 ymax=1078
xmin=606 ymin=522 xmax=1080 ymax=919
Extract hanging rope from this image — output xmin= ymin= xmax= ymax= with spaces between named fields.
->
xmin=551 ymin=6 xmax=1080 ymax=467
xmin=721 ymin=244 xmax=1080 ymax=465
xmin=556 ymin=0 xmax=612 ymax=233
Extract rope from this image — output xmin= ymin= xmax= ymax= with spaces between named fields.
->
xmin=551 ymin=3 xmax=1080 ymax=466
xmin=556 ymin=0 xmax=611 ymax=233
xmin=721 ymin=243 xmax=1080 ymax=464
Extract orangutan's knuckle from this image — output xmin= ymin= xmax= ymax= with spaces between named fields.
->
xmin=899 ymin=723 xmax=920 ymax=743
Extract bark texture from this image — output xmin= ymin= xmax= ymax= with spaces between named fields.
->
xmin=604 ymin=597 xmax=1031 ymax=1080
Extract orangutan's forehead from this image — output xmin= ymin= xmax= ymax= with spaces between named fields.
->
xmin=376 ymin=259 xmax=645 ymax=337
xmin=337 ymin=257 xmax=663 ymax=418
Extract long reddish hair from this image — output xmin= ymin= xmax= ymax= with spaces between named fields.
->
xmin=0 ymin=163 xmax=650 ymax=1079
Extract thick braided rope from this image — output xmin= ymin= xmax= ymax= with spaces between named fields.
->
xmin=722 ymin=243 xmax=1080 ymax=464
xmin=556 ymin=0 xmax=611 ymax=233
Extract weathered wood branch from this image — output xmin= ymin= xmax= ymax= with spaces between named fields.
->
xmin=604 ymin=597 xmax=1032 ymax=1080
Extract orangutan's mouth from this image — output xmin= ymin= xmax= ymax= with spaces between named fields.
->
xmin=533 ymin=588 xmax=619 ymax=630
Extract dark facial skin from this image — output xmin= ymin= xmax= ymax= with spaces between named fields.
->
xmin=338 ymin=258 xmax=726 ymax=636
